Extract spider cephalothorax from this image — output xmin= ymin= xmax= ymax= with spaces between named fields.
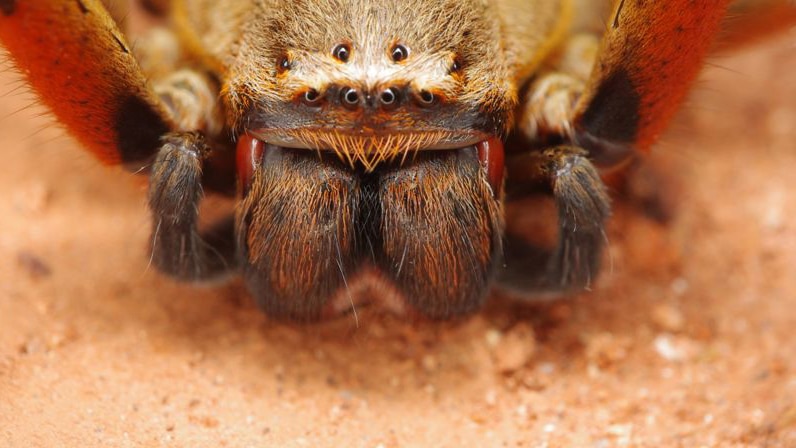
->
xmin=228 ymin=0 xmax=517 ymax=165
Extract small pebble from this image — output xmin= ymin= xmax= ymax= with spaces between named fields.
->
xmin=651 ymin=304 xmax=685 ymax=332
xmin=607 ymin=423 xmax=633 ymax=446
xmin=493 ymin=323 xmax=536 ymax=373
xmin=516 ymin=404 xmax=529 ymax=420
xmin=421 ymin=354 xmax=437 ymax=372
xmin=484 ymin=328 xmax=502 ymax=348
xmin=584 ymin=332 xmax=631 ymax=367
xmin=653 ymin=334 xmax=700 ymax=362
xmin=484 ymin=389 xmax=498 ymax=407
xmin=329 ymin=404 xmax=344 ymax=421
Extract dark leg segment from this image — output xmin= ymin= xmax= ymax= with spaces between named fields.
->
xmin=148 ymin=132 xmax=237 ymax=281
xmin=498 ymin=146 xmax=610 ymax=297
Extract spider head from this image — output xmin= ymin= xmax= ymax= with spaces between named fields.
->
xmin=224 ymin=0 xmax=515 ymax=169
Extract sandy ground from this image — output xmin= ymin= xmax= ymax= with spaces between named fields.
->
xmin=1 ymin=31 xmax=795 ymax=447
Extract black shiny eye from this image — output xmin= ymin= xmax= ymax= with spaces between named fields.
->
xmin=391 ymin=44 xmax=409 ymax=62
xmin=341 ymin=87 xmax=360 ymax=106
xmin=303 ymin=88 xmax=321 ymax=105
xmin=278 ymin=55 xmax=291 ymax=72
xmin=333 ymin=43 xmax=351 ymax=62
xmin=451 ymin=56 xmax=462 ymax=73
xmin=419 ymin=90 xmax=435 ymax=105
xmin=380 ymin=88 xmax=397 ymax=105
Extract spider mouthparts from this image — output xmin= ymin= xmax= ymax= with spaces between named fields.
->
xmin=237 ymin=131 xmax=504 ymax=199
xmin=236 ymin=133 xmax=265 ymax=194
xmin=476 ymin=137 xmax=504 ymax=198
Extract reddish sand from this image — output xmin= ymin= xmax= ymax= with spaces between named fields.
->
xmin=1 ymin=34 xmax=795 ymax=447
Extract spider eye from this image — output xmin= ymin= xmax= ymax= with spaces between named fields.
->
xmin=332 ymin=43 xmax=351 ymax=62
xmin=302 ymin=88 xmax=321 ymax=105
xmin=391 ymin=44 xmax=409 ymax=62
xmin=278 ymin=55 xmax=291 ymax=72
xmin=418 ymin=90 xmax=435 ymax=106
xmin=451 ymin=56 xmax=463 ymax=73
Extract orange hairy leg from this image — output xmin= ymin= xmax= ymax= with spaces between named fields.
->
xmin=0 ymin=0 xmax=173 ymax=170
xmin=573 ymin=0 xmax=732 ymax=165
xmin=717 ymin=0 xmax=796 ymax=51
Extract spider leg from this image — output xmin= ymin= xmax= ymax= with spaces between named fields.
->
xmin=717 ymin=0 xmax=796 ymax=52
xmin=100 ymin=0 xmax=131 ymax=27
xmin=502 ymin=1 xmax=733 ymax=298
xmin=0 ymin=1 xmax=173 ymax=170
xmin=501 ymin=35 xmax=609 ymax=298
xmin=517 ymin=34 xmax=598 ymax=144
xmin=497 ymin=146 xmax=610 ymax=298
xmin=141 ymin=29 xmax=236 ymax=281
xmin=573 ymin=0 xmax=732 ymax=162
xmin=0 ymin=1 xmax=237 ymax=282
xmin=148 ymin=133 xmax=237 ymax=281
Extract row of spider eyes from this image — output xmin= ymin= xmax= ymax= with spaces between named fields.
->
xmin=330 ymin=42 xmax=410 ymax=63
xmin=279 ymin=43 xmax=463 ymax=71
xmin=279 ymin=43 xmax=410 ymax=71
xmin=279 ymin=43 xmax=464 ymax=108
